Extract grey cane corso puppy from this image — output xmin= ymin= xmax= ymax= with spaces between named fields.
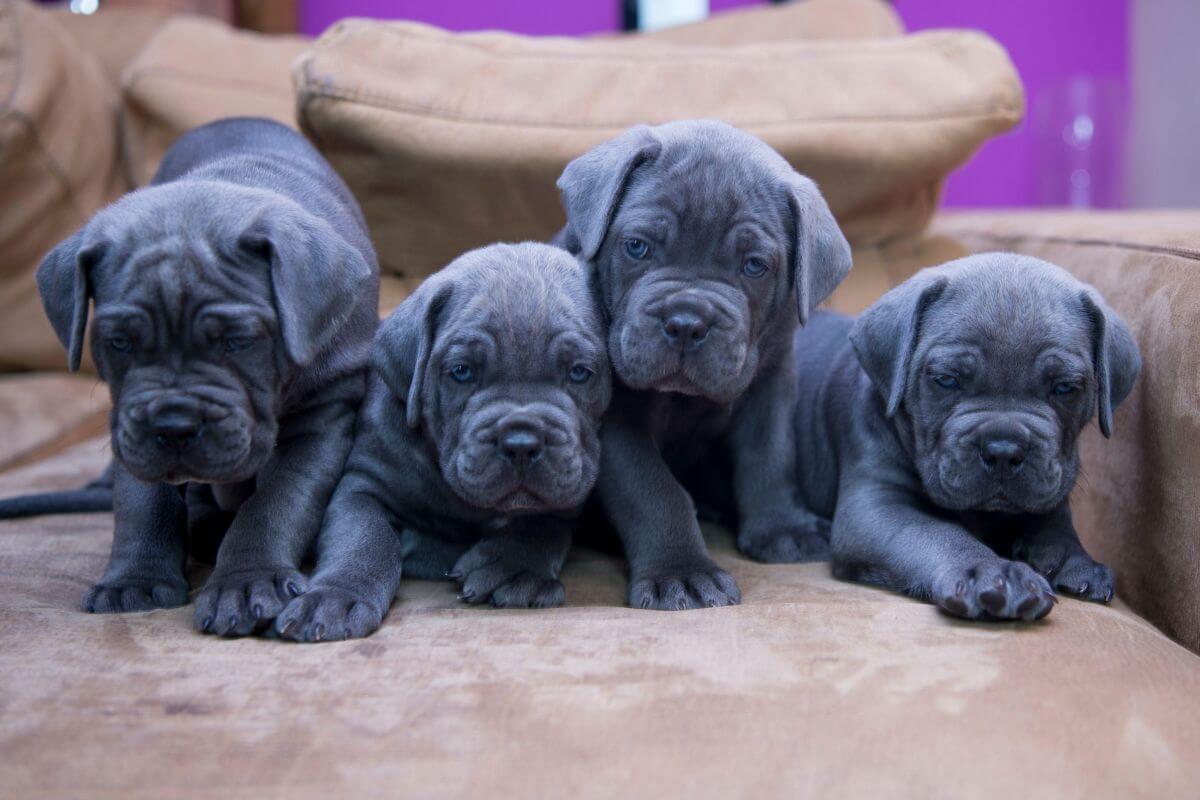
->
xmin=555 ymin=120 xmax=852 ymax=610
xmin=792 ymin=253 xmax=1139 ymax=620
xmin=274 ymin=243 xmax=611 ymax=641
xmin=35 ymin=117 xmax=379 ymax=635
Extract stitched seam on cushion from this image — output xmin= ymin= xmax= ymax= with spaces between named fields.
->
xmin=949 ymin=230 xmax=1200 ymax=262
xmin=299 ymin=86 xmax=1019 ymax=131
xmin=11 ymin=109 xmax=88 ymax=221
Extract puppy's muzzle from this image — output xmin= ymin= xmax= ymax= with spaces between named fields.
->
xmin=145 ymin=395 xmax=205 ymax=451
xmin=496 ymin=417 xmax=546 ymax=472
xmin=977 ymin=420 xmax=1029 ymax=481
xmin=659 ymin=297 xmax=714 ymax=353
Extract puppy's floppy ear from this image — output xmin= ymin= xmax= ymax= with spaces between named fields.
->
xmin=1080 ymin=290 xmax=1140 ymax=438
xmin=35 ymin=230 xmax=108 ymax=373
xmin=850 ymin=272 xmax=949 ymax=419
xmin=239 ymin=201 xmax=374 ymax=367
xmin=784 ymin=173 xmax=852 ymax=326
xmin=556 ymin=125 xmax=661 ymax=261
xmin=373 ymin=277 xmax=454 ymax=429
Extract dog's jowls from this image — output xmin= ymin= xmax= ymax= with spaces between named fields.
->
xmin=790 ymin=253 xmax=1140 ymax=621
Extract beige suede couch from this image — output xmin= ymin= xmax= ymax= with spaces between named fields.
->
xmin=1 ymin=1 xmax=1197 ymax=796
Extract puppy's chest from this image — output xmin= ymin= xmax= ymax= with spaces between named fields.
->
xmin=651 ymin=394 xmax=731 ymax=459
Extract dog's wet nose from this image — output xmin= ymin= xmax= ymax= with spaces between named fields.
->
xmin=661 ymin=311 xmax=710 ymax=351
xmin=498 ymin=423 xmax=545 ymax=470
xmin=980 ymin=437 xmax=1026 ymax=479
xmin=148 ymin=398 xmax=204 ymax=448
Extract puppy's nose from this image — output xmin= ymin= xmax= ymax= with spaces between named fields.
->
xmin=148 ymin=399 xmax=204 ymax=448
xmin=980 ymin=438 xmax=1026 ymax=479
xmin=498 ymin=424 xmax=545 ymax=470
xmin=661 ymin=311 xmax=710 ymax=351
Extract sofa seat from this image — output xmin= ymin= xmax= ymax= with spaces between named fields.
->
xmin=1 ymin=432 xmax=1198 ymax=798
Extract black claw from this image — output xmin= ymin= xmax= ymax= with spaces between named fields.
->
xmin=313 ymin=623 xmax=325 ymax=642
xmin=285 ymin=581 xmax=302 ymax=597
xmin=1078 ymin=582 xmax=1090 ymax=595
xmin=201 ymin=616 xmax=213 ymax=631
xmin=1105 ymin=588 xmax=1114 ymax=603
xmin=227 ymin=615 xmax=238 ymax=632
xmin=278 ymin=618 xmax=297 ymax=636
xmin=252 ymin=604 xmax=264 ymax=620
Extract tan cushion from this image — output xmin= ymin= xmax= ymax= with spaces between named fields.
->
xmin=1 ymin=436 xmax=1198 ymax=796
xmin=50 ymin=5 xmax=175 ymax=88
xmin=0 ymin=373 xmax=109 ymax=472
xmin=635 ymin=0 xmax=903 ymax=45
xmin=120 ymin=16 xmax=309 ymax=186
xmin=935 ymin=209 xmax=1200 ymax=654
xmin=294 ymin=21 xmax=1022 ymax=283
xmin=0 ymin=0 xmax=127 ymax=373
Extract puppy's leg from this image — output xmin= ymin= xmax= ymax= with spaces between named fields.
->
xmin=730 ymin=361 xmax=830 ymax=563
xmin=1011 ymin=503 xmax=1114 ymax=603
xmin=600 ymin=412 xmax=740 ymax=610
xmin=274 ymin=473 xmax=404 ymax=643
xmin=194 ymin=398 xmax=357 ymax=636
xmin=832 ymin=475 xmax=1056 ymax=622
xmin=451 ymin=519 xmax=572 ymax=609
xmin=83 ymin=460 xmax=188 ymax=613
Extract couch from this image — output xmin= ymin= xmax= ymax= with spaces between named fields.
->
xmin=1 ymin=1 xmax=1197 ymax=796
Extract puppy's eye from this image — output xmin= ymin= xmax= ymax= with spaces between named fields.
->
xmin=568 ymin=364 xmax=593 ymax=384
xmin=106 ymin=336 xmax=133 ymax=354
xmin=623 ymin=237 xmax=651 ymax=260
xmin=449 ymin=364 xmax=475 ymax=384
xmin=1053 ymin=382 xmax=1079 ymax=396
xmin=224 ymin=335 xmax=256 ymax=354
xmin=932 ymin=374 xmax=961 ymax=390
xmin=742 ymin=257 xmax=769 ymax=278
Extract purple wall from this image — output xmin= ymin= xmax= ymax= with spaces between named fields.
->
xmin=299 ymin=0 xmax=1132 ymax=208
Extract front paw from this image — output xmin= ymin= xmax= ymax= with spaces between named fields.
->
xmin=83 ymin=574 xmax=189 ymax=613
xmin=274 ymin=586 xmax=384 ymax=642
xmin=1049 ymin=554 xmax=1114 ymax=603
xmin=931 ymin=559 xmax=1056 ymax=622
xmin=737 ymin=513 xmax=832 ymax=563
xmin=451 ymin=544 xmax=565 ymax=609
xmin=193 ymin=567 xmax=306 ymax=636
xmin=629 ymin=560 xmax=741 ymax=610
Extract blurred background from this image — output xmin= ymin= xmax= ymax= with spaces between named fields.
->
xmin=51 ymin=0 xmax=1200 ymax=210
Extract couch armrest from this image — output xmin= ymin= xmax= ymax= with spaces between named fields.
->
xmin=933 ymin=209 xmax=1200 ymax=652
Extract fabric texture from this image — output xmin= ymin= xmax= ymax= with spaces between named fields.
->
xmin=936 ymin=210 xmax=1200 ymax=654
xmin=294 ymin=19 xmax=1022 ymax=282
xmin=632 ymin=0 xmax=903 ymax=45
xmin=119 ymin=15 xmax=310 ymax=187
xmin=1 ymin=433 xmax=1198 ymax=799
xmin=0 ymin=0 xmax=128 ymax=372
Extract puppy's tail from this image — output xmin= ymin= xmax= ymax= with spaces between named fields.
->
xmin=0 ymin=463 xmax=114 ymax=520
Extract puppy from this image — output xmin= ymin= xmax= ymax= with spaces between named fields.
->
xmin=35 ymin=117 xmax=379 ymax=634
xmin=274 ymin=243 xmax=612 ymax=642
xmin=555 ymin=120 xmax=852 ymax=610
xmin=792 ymin=253 xmax=1140 ymax=620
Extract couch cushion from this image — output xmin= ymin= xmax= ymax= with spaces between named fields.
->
xmin=0 ymin=0 xmax=128 ymax=372
xmin=50 ymin=5 xmax=175 ymax=88
xmin=0 ymin=373 xmax=109 ymax=473
xmin=1 ymin=436 xmax=1198 ymax=797
xmin=636 ymin=0 xmax=903 ymax=45
xmin=120 ymin=16 xmax=309 ymax=187
xmin=935 ymin=210 xmax=1200 ymax=656
xmin=294 ymin=20 xmax=1022 ymax=284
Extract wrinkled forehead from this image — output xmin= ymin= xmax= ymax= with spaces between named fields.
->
xmin=93 ymin=235 xmax=273 ymax=328
xmin=621 ymin=143 xmax=786 ymax=232
xmin=920 ymin=279 xmax=1093 ymax=365
xmin=437 ymin=272 xmax=603 ymax=366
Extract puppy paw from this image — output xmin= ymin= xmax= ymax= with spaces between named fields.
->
xmin=629 ymin=562 xmax=741 ymax=610
xmin=737 ymin=515 xmax=832 ymax=564
xmin=1050 ymin=554 xmax=1114 ymax=603
xmin=83 ymin=574 xmax=189 ymax=614
xmin=451 ymin=545 xmax=565 ymax=609
xmin=931 ymin=559 xmax=1056 ymax=622
xmin=274 ymin=586 xmax=384 ymax=642
xmin=193 ymin=567 xmax=307 ymax=637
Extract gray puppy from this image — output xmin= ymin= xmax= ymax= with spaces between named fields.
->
xmin=792 ymin=253 xmax=1139 ymax=620
xmin=274 ymin=243 xmax=612 ymax=641
xmin=555 ymin=120 xmax=852 ymax=609
xmin=35 ymin=117 xmax=379 ymax=635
